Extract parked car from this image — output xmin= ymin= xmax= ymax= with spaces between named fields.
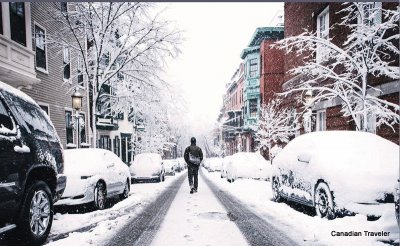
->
xmin=176 ymin=157 xmax=186 ymax=172
xmin=226 ymin=152 xmax=271 ymax=182
xmin=55 ymin=149 xmax=131 ymax=210
xmin=272 ymin=131 xmax=399 ymax=219
xmin=220 ymin=156 xmax=232 ymax=179
xmin=0 ymin=81 xmax=66 ymax=244
xmin=205 ymin=157 xmax=223 ymax=172
xmin=130 ymin=153 xmax=165 ymax=183
xmin=163 ymin=159 xmax=176 ymax=176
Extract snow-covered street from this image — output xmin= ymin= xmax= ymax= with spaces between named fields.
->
xmin=151 ymin=172 xmax=248 ymax=246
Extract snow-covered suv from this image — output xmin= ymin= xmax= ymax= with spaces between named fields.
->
xmin=0 ymin=82 xmax=66 ymax=244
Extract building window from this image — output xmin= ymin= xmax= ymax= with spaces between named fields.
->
xmin=39 ymin=104 xmax=49 ymax=116
xmin=316 ymin=6 xmax=329 ymax=63
xmin=316 ymin=110 xmax=326 ymax=131
xmin=0 ymin=5 xmax=3 ymax=35
xmin=9 ymin=3 xmax=26 ymax=46
xmin=249 ymin=59 xmax=258 ymax=78
xmin=249 ymin=99 xmax=258 ymax=118
xmin=99 ymin=135 xmax=111 ymax=150
xmin=77 ymin=57 xmax=84 ymax=86
xmin=63 ymin=47 xmax=70 ymax=80
xmin=114 ymin=136 xmax=120 ymax=157
xmin=358 ymin=2 xmax=382 ymax=26
xmin=79 ymin=113 xmax=86 ymax=143
xmin=35 ymin=24 xmax=47 ymax=71
xmin=65 ymin=111 xmax=73 ymax=144
xmin=61 ymin=2 xmax=68 ymax=13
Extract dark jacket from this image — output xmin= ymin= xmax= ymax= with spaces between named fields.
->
xmin=184 ymin=144 xmax=203 ymax=168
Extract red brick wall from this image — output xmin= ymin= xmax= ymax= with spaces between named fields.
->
xmin=260 ymin=39 xmax=284 ymax=105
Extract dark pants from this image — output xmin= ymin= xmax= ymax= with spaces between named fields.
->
xmin=188 ymin=165 xmax=199 ymax=190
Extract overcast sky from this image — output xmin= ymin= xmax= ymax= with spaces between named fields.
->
xmin=160 ymin=3 xmax=284 ymax=135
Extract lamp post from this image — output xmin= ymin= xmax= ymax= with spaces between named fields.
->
xmin=303 ymin=90 xmax=314 ymax=133
xmin=72 ymin=89 xmax=83 ymax=148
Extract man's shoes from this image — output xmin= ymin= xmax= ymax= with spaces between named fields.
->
xmin=190 ymin=188 xmax=194 ymax=194
xmin=194 ymin=189 xmax=197 ymax=193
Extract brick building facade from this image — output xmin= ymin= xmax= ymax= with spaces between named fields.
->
xmin=282 ymin=2 xmax=399 ymax=144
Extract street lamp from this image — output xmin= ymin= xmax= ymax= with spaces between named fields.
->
xmin=72 ymin=89 xmax=83 ymax=148
xmin=303 ymin=90 xmax=314 ymax=133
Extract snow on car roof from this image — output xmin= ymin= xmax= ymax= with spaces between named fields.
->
xmin=0 ymin=80 xmax=37 ymax=105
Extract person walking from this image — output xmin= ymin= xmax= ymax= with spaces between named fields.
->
xmin=184 ymin=137 xmax=203 ymax=194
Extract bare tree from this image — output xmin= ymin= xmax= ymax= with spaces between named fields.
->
xmin=278 ymin=2 xmax=399 ymax=131
xmin=47 ymin=2 xmax=182 ymax=145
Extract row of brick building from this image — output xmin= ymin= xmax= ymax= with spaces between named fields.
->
xmin=0 ymin=2 xmax=137 ymax=164
xmin=218 ymin=2 xmax=399 ymax=156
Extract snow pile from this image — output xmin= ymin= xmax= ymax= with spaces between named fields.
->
xmin=273 ymin=131 xmax=399 ymax=209
xmin=226 ymin=152 xmax=271 ymax=181
xmin=130 ymin=153 xmax=163 ymax=177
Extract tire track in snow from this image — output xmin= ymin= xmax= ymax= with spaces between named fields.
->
xmin=202 ymin=170 xmax=299 ymax=246
xmin=106 ymin=174 xmax=186 ymax=246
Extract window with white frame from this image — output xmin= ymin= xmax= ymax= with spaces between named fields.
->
xmin=316 ymin=110 xmax=326 ymax=131
xmin=63 ymin=47 xmax=70 ymax=80
xmin=249 ymin=59 xmax=258 ymax=78
xmin=316 ymin=6 xmax=329 ymax=63
xmin=358 ymin=2 xmax=382 ymax=26
xmin=35 ymin=24 xmax=47 ymax=71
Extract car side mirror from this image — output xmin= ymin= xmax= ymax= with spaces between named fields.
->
xmin=297 ymin=152 xmax=311 ymax=163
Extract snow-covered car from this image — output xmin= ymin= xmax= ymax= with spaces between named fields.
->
xmin=130 ymin=153 xmax=165 ymax=183
xmin=205 ymin=157 xmax=223 ymax=172
xmin=271 ymin=131 xmax=399 ymax=219
xmin=0 ymin=81 xmax=66 ymax=244
xmin=220 ymin=156 xmax=232 ymax=179
xmin=226 ymin=152 xmax=272 ymax=182
xmin=56 ymin=149 xmax=131 ymax=210
xmin=163 ymin=159 xmax=177 ymax=176
xmin=176 ymin=157 xmax=185 ymax=172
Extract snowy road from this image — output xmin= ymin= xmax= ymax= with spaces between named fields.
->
xmin=106 ymin=170 xmax=298 ymax=246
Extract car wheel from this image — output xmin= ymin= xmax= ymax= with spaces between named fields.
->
xmin=314 ymin=182 xmax=336 ymax=219
xmin=94 ymin=182 xmax=107 ymax=210
xmin=272 ymin=178 xmax=283 ymax=202
xmin=119 ymin=180 xmax=129 ymax=200
xmin=16 ymin=180 xmax=53 ymax=245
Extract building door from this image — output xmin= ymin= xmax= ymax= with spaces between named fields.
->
xmin=121 ymin=133 xmax=132 ymax=164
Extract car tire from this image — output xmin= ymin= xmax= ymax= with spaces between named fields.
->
xmin=119 ymin=180 xmax=129 ymax=200
xmin=272 ymin=178 xmax=283 ymax=202
xmin=314 ymin=182 xmax=336 ymax=219
xmin=94 ymin=181 xmax=107 ymax=210
xmin=15 ymin=180 xmax=53 ymax=246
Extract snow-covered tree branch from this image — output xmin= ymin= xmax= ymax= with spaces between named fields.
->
xmin=255 ymin=99 xmax=299 ymax=160
xmin=46 ymin=2 xmax=182 ymax=145
xmin=277 ymin=2 xmax=399 ymax=132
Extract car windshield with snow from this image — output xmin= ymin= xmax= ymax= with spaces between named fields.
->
xmin=130 ymin=153 xmax=165 ymax=183
xmin=271 ymin=131 xmax=399 ymax=219
xmin=56 ymin=148 xmax=131 ymax=210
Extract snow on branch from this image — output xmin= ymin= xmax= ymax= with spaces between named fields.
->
xmin=277 ymin=2 xmax=399 ymax=132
